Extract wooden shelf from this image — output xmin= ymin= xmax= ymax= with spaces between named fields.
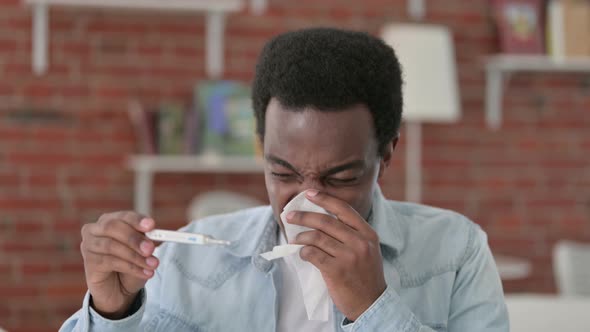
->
xmin=127 ymin=154 xmax=263 ymax=215
xmin=487 ymin=54 xmax=590 ymax=72
xmin=22 ymin=0 xmax=266 ymax=77
xmin=24 ymin=0 xmax=244 ymax=12
xmin=485 ymin=55 xmax=590 ymax=130
xmin=127 ymin=154 xmax=264 ymax=173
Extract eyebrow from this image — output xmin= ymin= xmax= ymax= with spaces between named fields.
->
xmin=265 ymin=155 xmax=299 ymax=173
xmin=265 ymin=154 xmax=365 ymax=176
xmin=321 ymin=160 xmax=365 ymax=176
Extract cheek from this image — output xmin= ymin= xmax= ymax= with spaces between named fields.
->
xmin=264 ymin=174 xmax=278 ymax=208
xmin=333 ymin=187 xmax=373 ymax=217
xmin=337 ymin=169 xmax=379 ymax=218
xmin=264 ymin=175 xmax=293 ymax=221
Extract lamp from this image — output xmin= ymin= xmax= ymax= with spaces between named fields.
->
xmin=381 ymin=23 xmax=461 ymax=202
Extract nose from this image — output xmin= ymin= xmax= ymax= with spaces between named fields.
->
xmin=299 ymin=178 xmax=326 ymax=194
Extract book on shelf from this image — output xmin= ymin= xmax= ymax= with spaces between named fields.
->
xmin=195 ymin=80 xmax=257 ymax=157
xmin=547 ymin=0 xmax=590 ymax=58
xmin=184 ymin=103 xmax=201 ymax=155
xmin=491 ymin=0 xmax=545 ymax=54
xmin=157 ymin=103 xmax=188 ymax=155
xmin=127 ymin=80 xmax=258 ymax=158
xmin=128 ymin=101 xmax=198 ymax=155
xmin=127 ymin=100 xmax=157 ymax=154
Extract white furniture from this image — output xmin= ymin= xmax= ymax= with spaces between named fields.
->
xmin=23 ymin=0 xmax=267 ymax=77
xmin=505 ymin=294 xmax=590 ymax=332
xmin=381 ymin=23 xmax=461 ymax=203
xmin=485 ymin=55 xmax=590 ymax=130
xmin=127 ymin=154 xmax=263 ymax=216
xmin=553 ymin=240 xmax=590 ymax=296
xmin=494 ymin=255 xmax=532 ymax=280
xmin=494 ymin=255 xmax=531 ymax=280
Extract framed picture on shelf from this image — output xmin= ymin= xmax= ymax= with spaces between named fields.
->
xmin=491 ymin=0 xmax=544 ymax=54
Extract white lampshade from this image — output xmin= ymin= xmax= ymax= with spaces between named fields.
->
xmin=381 ymin=24 xmax=461 ymax=123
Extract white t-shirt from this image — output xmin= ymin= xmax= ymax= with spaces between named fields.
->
xmin=277 ymin=233 xmax=334 ymax=332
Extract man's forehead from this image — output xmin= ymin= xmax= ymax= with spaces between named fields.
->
xmin=263 ymin=100 xmax=377 ymax=168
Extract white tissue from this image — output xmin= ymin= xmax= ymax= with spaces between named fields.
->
xmin=259 ymin=244 xmax=303 ymax=260
xmin=260 ymin=191 xmax=333 ymax=321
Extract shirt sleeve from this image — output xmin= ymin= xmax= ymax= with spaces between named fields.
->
xmin=59 ymin=247 xmax=166 ymax=332
xmin=59 ymin=288 xmax=148 ymax=332
xmin=341 ymin=224 xmax=508 ymax=332
xmin=447 ymin=225 xmax=509 ymax=331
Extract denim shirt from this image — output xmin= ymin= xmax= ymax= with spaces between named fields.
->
xmin=60 ymin=187 xmax=508 ymax=332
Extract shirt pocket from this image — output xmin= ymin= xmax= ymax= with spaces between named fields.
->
xmin=424 ymin=322 xmax=447 ymax=331
xmin=143 ymin=309 xmax=204 ymax=332
xmin=169 ymin=244 xmax=250 ymax=289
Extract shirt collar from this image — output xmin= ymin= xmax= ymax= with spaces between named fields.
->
xmin=368 ymin=185 xmax=405 ymax=259
xmin=222 ymin=206 xmax=278 ymax=272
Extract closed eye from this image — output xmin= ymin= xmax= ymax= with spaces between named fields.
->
xmin=327 ymin=177 xmax=359 ymax=186
xmin=271 ymin=172 xmax=295 ymax=179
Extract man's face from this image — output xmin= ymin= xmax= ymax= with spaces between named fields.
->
xmin=263 ymin=98 xmax=392 ymax=232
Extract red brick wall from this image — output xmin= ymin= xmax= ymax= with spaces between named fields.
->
xmin=0 ymin=0 xmax=589 ymax=330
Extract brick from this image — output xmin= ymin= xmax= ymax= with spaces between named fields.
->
xmin=0 ymin=81 xmax=15 ymax=95
xmin=86 ymin=21 xmax=148 ymax=35
xmin=0 ymin=262 xmax=12 ymax=276
xmin=0 ymin=169 xmax=20 ymax=187
xmin=57 ymin=262 xmax=84 ymax=274
xmin=14 ymin=220 xmax=46 ymax=234
xmin=156 ymin=22 xmax=204 ymax=35
xmin=21 ymin=262 xmax=52 ymax=275
xmin=77 ymin=154 xmax=124 ymax=167
xmin=95 ymin=86 xmax=129 ymax=99
xmin=59 ymin=85 xmax=91 ymax=98
xmin=44 ymin=282 xmax=87 ymax=298
xmin=0 ymin=38 xmax=17 ymax=52
xmin=527 ymin=199 xmax=578 ymax=209
xmin=0 ymin=16 xmax=29 ymax=30
xmin=8 ymin=152 xmax=76 ymax=167
xmin=1 ymin=240 xmax=60 ymax=253
xmin=174 ymin=45 xmax=201 ymax=58
xmin=32 ymin=127 xmax=71 ymax=141
xmin=59 ymin=41 xmax=92 ymax=56
xmin=0 ymin=304 xmax=9 ymax=321
xmin=0 ymin=285 xmax=39 ymax=297
xmin=23 ymin=83 xmax=55 ymax=98
xmin=0 ymin=197 xmax=62 ymax=210
xmin=136 ymin=45 xmax=163 ymax=56
xmin=52 ymin=220 xmax=82 ymax=233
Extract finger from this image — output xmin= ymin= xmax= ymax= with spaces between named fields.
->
xmin=299 ymin=245 xmax=336 ymax=271
xmin=86 ymin=251 xmax=154 ymax=280
xmin=119 ymin=211 xmax=156 ymax=233
xmin=294 ymin=230 xmax=346 ymax=257
xmin=305 ymin=190 xmax=376 ymax=239
xmin=99 ymin=211 xmax=155 ymax=233
xmin=88 ymin=219 xmax=155 ymax=257
xmin=84 ymin=236 xmax=159 ymax=271
xmin=287 ymin=211 xmax=359 ymax=244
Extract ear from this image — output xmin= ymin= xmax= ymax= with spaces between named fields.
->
xmin=377 ymin=136 xmax=399 ymax=179
xmin=256 ymin=134 xmax=264 ymax=154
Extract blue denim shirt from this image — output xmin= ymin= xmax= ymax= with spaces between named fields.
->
xmin=60 ymin=187 xmax=508 ymax=332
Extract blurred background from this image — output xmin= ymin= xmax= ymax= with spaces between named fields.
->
xmin=0 ymin=0 xmax=589 ymax=331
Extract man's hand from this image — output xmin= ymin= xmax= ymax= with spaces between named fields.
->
xmin=286 ymin=190 xmax=386 ymax=321
xmin=80 ymin=211 xmax=159 ymax=319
